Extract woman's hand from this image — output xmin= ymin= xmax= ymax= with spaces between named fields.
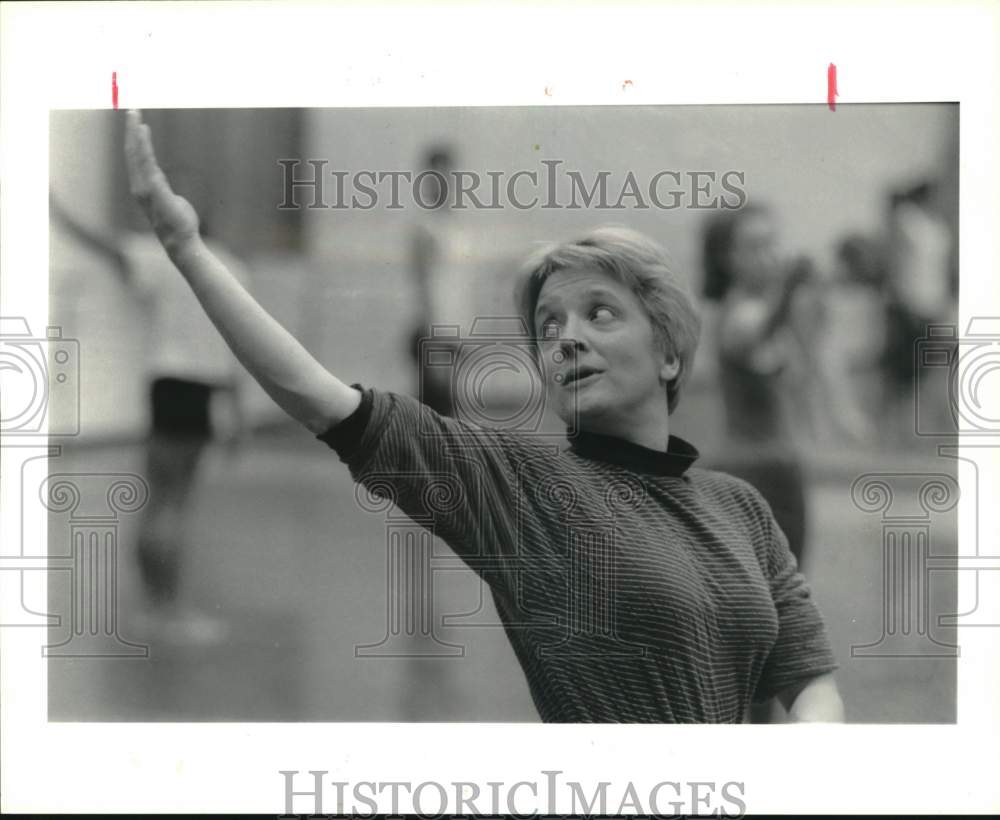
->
xmin=124 ymin=109 xmax=200 ymax=255
xmin=778 ymin=673 xmax=845 ymax=722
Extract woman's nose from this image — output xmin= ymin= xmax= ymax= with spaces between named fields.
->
xmin=558 ymin=332 xmax=585 ymax=357
xmin=559 ymin=316 xmax=587 ymax=351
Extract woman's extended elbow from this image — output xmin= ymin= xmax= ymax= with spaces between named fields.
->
xmin=261 ymin=374 xmax=361 ymax=435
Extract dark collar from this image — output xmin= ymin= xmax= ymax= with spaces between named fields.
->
xmin=567 ymin=429 xmax=700 ymax=477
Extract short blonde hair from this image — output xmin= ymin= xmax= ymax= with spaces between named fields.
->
xmin=515 ymin=226 xmax=701 ymax=414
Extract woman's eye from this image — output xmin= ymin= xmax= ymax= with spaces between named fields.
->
xmin=591 ymin=306 xmax=615 ymax=321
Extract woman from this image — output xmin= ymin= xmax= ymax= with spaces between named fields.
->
xmin=702 ymin=204 xmax=835 ymax=567
xmin=125 ymin=111 xmax=843 ymax=722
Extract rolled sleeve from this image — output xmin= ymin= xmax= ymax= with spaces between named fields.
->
xmin=753 ymin=502 xmax=838 ymax=702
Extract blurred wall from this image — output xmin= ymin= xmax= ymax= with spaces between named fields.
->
xmin=305 ymin=105 xmax=958 ymax=279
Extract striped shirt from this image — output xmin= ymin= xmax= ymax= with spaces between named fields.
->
xmin=317 ymin=386 xmax=838 ymax=723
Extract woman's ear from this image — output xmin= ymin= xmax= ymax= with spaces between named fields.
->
xmin=659 ymin=352 xmax=680 ymax=385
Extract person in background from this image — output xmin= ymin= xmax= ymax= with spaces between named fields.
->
xmin=50 ymin=185 xmax=252 ymax=643
xmin=703 ymin=205 xmax=814 ymax=568
xmin=882 ymin=181 xmax=957 ymax=442
xmin=408 ymin=144 xmax=477 ymax=417
xmin=833 ymin=233 xmax=893 ymax=440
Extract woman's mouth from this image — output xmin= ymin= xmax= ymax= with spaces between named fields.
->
xmin=559 ymin=367 xmax=602 ymax=388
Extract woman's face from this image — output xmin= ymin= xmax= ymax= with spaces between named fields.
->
xmin=534 ymin=267 xmax=679 ymax=435
xmin=728 ymin=211 xmax=780 ymax=290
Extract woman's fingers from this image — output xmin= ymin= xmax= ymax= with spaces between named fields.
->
xmin=124 ymin=111 xmax=147 ymax=189
xmin=124 ymin=112 xmax=141 ymax=192
xmin=125 ymin=115 xmax=156 ymax=200
xmin=125 ymin=109 xmax=169 ymax=203
xmin=123 ymin=109 xmax=200 ymax=245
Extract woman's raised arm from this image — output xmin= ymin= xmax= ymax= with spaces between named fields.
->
xmin=124 ymin=110 xmax=360 ymax=433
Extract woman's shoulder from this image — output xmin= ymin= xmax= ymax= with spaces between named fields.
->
xmin=363 ymin=387 xmax=569 ymax=457
xmin=686 ymin=466 xmax=772 ymax=520
xmin=688 ymin=463 xmax=756 ymax=490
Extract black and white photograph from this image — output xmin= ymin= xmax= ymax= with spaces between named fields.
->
xmin=43 ymin=102 xmax=960 ymax=726
xmin=2 ymin=1 xmax=998 ymax=816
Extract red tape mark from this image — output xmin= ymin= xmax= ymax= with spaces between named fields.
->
xmin=827 ymin=63 xmax=838 ymax=111
xmin=112 ymin=72 xmax=119 ymax=109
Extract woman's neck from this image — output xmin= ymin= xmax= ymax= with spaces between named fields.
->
xmin=580 ymin=413 xmax=671 ymax=453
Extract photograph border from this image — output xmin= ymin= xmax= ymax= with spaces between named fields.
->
xmin=2 ymin=1 xmax=998 ymax=814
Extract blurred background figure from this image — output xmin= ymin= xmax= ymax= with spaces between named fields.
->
xmin=882 ymin=180 xmax=958 ymax=442
xmin=50 ymin=183 xmax=252 ymax=643
xmin=408 ymin=144 xmax=475 ymax=418
xmin=777 ymin=253 xmax=858 ymax=446
xmin=832 ymin=233 xmax=893 ymax=439
xmin=702 ymin=204 xmax=814 ymax=567
xmin=701 ymin=206 xmax=875 ymax=555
